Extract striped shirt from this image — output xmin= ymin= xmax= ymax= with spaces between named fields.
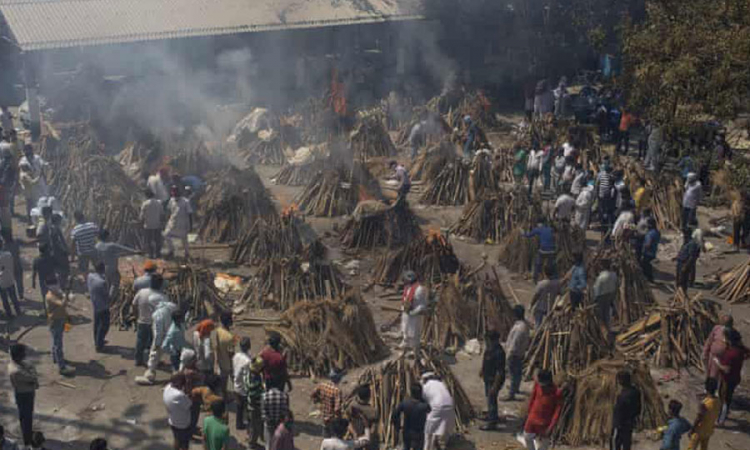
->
xmin=71 ymin=222 xmax=99 ymax=256
xmin=596 ymin=171 xmax=613 ymax=199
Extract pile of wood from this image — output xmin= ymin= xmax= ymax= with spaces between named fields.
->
xmin=422 ymin=277 xmax=476 ymax=349
xmin=232 ymin=211 xmax=320 ymax=264
xmin=524 ymin=306 xmax=612 ymax=378
xmin=242 ymin=258 xmax=347 ymax=311
xmin=625 ymin=165 xmax=683 ymax=231
xmin=166 ymin=140 xmax=225 ymax=177
xmin=449 ymin=191 xmax=540 ymax=243
xmin=354 ymin=346 xmax=474 ymax=447
xmin=55 ymin=155 xmax=144 ymax=248
xmin=409 ymin=140 xmax=456 ymax=181
xmin=273 ymin=158 xmax=328 ymax=186
xmin=552 ymin=359 xmax=667 ymax=447
xmin=266 ymin=291 xmax=388 ymax=377
xmin=587 ymin=245 xmax=655 ymax=326
xmin=350 ymin=112 xmax=397 ymax=161
xmin=372 ymin=231 xmax=463 ymax=285
xmin=340 ymin=198 xmax=422 ymax=250
xmin=241 ymin=132 xmax=286 ymax=165
xmin=474 ymin=271 xmax=516 ymax=340
xmin=166 ymin=265 xmax=230 ymax=319
xmin=498 ymin=222 xmax=585 ymax=277
xmin=42 ymin=123 xmax=105 ymax=188
xmin=110 ymin=283 xmax=136 ymax=328
xmin=198 ymin=167 xmax=277 ymax=243
xmin=419 ymin=154 xmax=496 ymax=206
xmin=714 ymin=257 xmax=750 ymax=303
xmin=491 ymin=149 xmax=517 ymax=184
xmin=617 ymin=291 xmax=720 ymax=370
xmin=295 ymin=164 xmax=381 ymax=217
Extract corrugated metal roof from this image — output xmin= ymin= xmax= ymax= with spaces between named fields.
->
xmin=0 ymin=0 xmax=422 ymax=51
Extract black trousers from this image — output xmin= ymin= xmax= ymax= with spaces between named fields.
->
xmin=403 ymin=431 xmax=424 ymax=450
xmin=94 ymin=309 xmax=111 ymax=350
xmin=611 ymin=427 xmax=633 ymax=450
xmin=235 ymin=392 xmax=247 ymax=430
xmin=15 ymin=391 xmax=35 ymax=446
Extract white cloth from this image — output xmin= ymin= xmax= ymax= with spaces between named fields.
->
xmin=19 ymin=154 xmax=48 ymax=196
xmin=0 ymin=250 xmax=14 ymax=288
xmin=147 ymin=175 xmax=169 ymax=203
xmin=194 ymin=331 xmax=214 ymax=373
xmin=164 ymin=197 xmax=192 ymax=238
xmin=683 ymin=181 xmax=703 ymax=209
xmin=570 ymin=171 xmax=586 ymax=196
xmin=593 ymin=271 xmax=618 ymax=298
xmin=320 ymin=429 xmax=370 ymax=450
xmin=424 ymin=405 xmax=455 ymax=445
xmin=233 ymin=352 xmax=252 ymax=395
xmin=140 ymin=198 xmax=163 ymax=230
xmin=562 ymin=142 xmax=576 ymax=158
xmin=163 ymin=384 xmax=192 ymax=429
xmin=612 ymin=211 xmax=635 ymax=238
xmin=554 ymin=195 xmax=575 ymax=220
xmin=422 ymin=379 xmax=454 ymax=412
xmin=574 ymin=187 xmax=594 ymax=230
xmin=527 ymin=150 xmax=543 ymax=172
xmin=523 ymin=432 xmax=550 ymax=450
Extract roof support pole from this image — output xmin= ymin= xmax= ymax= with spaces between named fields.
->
xmin=22 ymin=52 xmax=40 ymax=140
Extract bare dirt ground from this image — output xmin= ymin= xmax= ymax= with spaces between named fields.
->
xmin=2 ymin=141 xmax=750 ymax=450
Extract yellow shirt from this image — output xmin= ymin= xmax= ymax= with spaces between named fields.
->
xmin=694 ymin=395 xmax=721 ymax=437
xmin=214 ymin=326 xmax=235 ymax=371
xmin=634 ymin=186 xmax=652 ymax=212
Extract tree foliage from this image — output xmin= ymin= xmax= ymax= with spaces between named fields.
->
xmin=623 ymin=0 xmax=750 ymax=130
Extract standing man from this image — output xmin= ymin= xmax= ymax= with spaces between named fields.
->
xmin=463 ymin=116 xmax=484 ymax=159
xmin=686 ymin=379 xmax=721 ymax=450
xmin=479 ymin=330 xmax=505 ymax=431
xmin=31 ymin=244 xmax=56 ymax=304
xmin=132 ymin=273 xmax=165 ymax=367
xmin=148 ymin=167 xmax=171 ymax=204
xmin=203 ymin=400 xmax=230 ymax=450
xmin=46 ymin=276 xmax=74 ymax=375
xmin=164 ymin=186 xmax=193 ymax=260
xmin=526 ymin=147 xmax=543 ymax=198
xmin=641 ymin=218 xmax=661 ymax=282
xmin=0 ymin=238 xmax=21 ymax=317
xmin=553 ymin=192 xmax=575 ymax=223
xmin=8 ymin=343 xmax=38 ymax=447
xmin=523 ymin=369 xmax=562 ymax=450
xmin=87 ymin=262 xmax=110 ymax=352
xmin=645 ymin=125 xmax=662 ymax=171
xmin=569 ymin=253 xmax=587 ymax=309
xmin=524 ymin=218 xmax=556 ymax=283
xmin=713 ymin=328 xmax=748 ymax=425
xmin=95 ymin=229 xmax=139 ymax=296
xmin=233 ymin=337 xmax=252 ymax=431
xmin=400 ymin=270 xmax=428 ymax=357
xmin=70 ymin=211 xmax=99 ymax=277
xmin=18 ymin=144 xmax=48 ymax=200
xmin=214 ymin=311 xmax=236 ymax=396
xmin=261 ymin=378 xmax=290 ymax=450
xmin=596 ymin=162 xmax=615 ymax=234
xmin=311 ymin=369 xmax=344 ymax=437
xmin=703 ymin=314 xmax=734 ymax=381
xmin=2 ymin=230 xmax=24 ymax=301
xmin=421 ymin=372 xmax=455 ymax=450
xmin=138 ymin=294 xmax=177 ymax=385
xmin=574 ymin=182 xmax=595 ymax=231
xmin=504 ymin=305 xmax=530 ymax=402
xmin=389 ymin=160 xmax=411 ymax=201
xmin=611 ymin=370 xmax=641 ymax=450
xmin=134 ymin=260 xmax=157 ymax=293
xmin=140 ymin=189 xmax=164 ymax=259
xmin=50 ymin=213 xmax=70 ymax=289
xmin=616 ymin=109 xmax=634 ymax=155
xmin=392 ymin=384 xmax=430 ymax=450
xmin=592 ymin=260 xmax=618 ymax=330
xmin=513 ymin=146 xmax=528 ymax=186
xmin=682 ymin=173 xmax=702 ymax=232
xmin=675 ymin=230 xmax=701 ymax=294
xmin=259 ymin=332 xmax=292 ymax=392
xmin=531 ymin=267 xmax=561 ymax=328
xmin=163 ymin=373 xmax=193 ymax=450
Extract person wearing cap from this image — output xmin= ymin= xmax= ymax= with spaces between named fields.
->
xmin=244 ymin=356 xmax=265 ymax=447
xmin=193 ymin=319 xmax=216 ymax=376
xmin=523 ymin=369 xmax=562 ymax=450
xmin=259 ymin=332 xmax=292 ymax=391
xmin=400 ymin=270 xmax=428 ymax=357
xmin=682 ymin=173 xmax=702 ymax=232
xmin=95 ymin=228 xmax=139 ymax=296
xmin=147 ymin=167 xmax=170 ymax=204
xmin=134 ymin=260 xmax=157 ymax=293
xmin=311 ymin=369 xmax=344 ymax=437
xmin=421 ymin=372 xmax=455 ymax=450
xmin=389 ymin=160 xmax=411 ymax=201
xmin=140 ymin=189 xmax=164 ymax=259
xmin=163 ymin=185 xmax=193 ymax=260
xmin=479 ymin=330 xmax=506 ymax=430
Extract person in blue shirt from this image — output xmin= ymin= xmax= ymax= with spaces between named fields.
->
xmin=463 ymin=115 xmax=486 ymax=159
xmin=661 ymin=400 xmax=691 ymax=450
xmin=523 ymin=218 xmax=556 ymax=283
xmin=568 ymin=253 xmax=586 ymax=309
xmin=641 ymin=218 xmax=661 ymax=282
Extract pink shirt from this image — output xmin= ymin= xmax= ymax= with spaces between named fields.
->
xmin=703 ymin=325 xmax=727 ymax=379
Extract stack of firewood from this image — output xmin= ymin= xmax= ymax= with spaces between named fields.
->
xmin=340 ymin=198 xmax=422 ymax=250
xmin=353 ymin=346 xmax=474 ymax=447
xmin=267 ymin=290 xmax=388 ymax=377
xmin=497 ymin=223 xmax=583 ymax=277
xmin=296 ymin=164 xmax=382 ymax=217
xmin=419 ymin=153 xmax=496 ymax=206
xmin=372 ymin=230 xmax=463 ymax=285
xmin=232 ymin=211 xmax=321 ymax=264
xmin=714 ymin=257 xmax=750 ymax=303
xmin=409 ymin=140 xmax=456 ymax=182
xmin=242 ymin=257 xmax=347 ymax=311
xmin=617 ymin=290 xmax=720 ymax=370
xmin=198 ymin=167 xmax=277 ymax=243
xmin=350 ymin=112 xmax=397 ymax=161
xmin=449 ymin=191 xmax=541 ymax=243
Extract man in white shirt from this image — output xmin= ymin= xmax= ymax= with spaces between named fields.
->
xmin=233 ymin=337 xmax=253 ymax=430
xmin=132 ymin=274 xmax=166 ymax=367
xmin=421 ymin=372 xmax=455 ymax=450
xmin=0 ymin=239 xmax=20 ymax=317
xmin=574 ymin=184 xmax=595 ymax=231
xmin=18 ymin=144 xmax=48 ymax=198
xmin=147 ymin=167 xmax=170 ymax=203
xmin=526 ymin=148 xmax=543 ymax=197
xmin=140 ymin=189 xmax=163 ymax=259
xmin=554 ymin=193 xmax=575 ymax=222
xmin=612 ymin=204 xmax=635 ymax=241
xmin=163 ymin=373 xmax=192 ymax=450
xmin=592 ymin=260 xmax=618 ymax=329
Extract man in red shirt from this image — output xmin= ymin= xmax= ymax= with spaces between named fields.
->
xmin=714 ymin=328 xmax=748 ymax=425
xmin=259 ymin=332 xmax=292 ymax=392
xmin=523 ymin=369 xmax=562 ymax=450
xmin=616 ymin=110 xmax=635 ymax=155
